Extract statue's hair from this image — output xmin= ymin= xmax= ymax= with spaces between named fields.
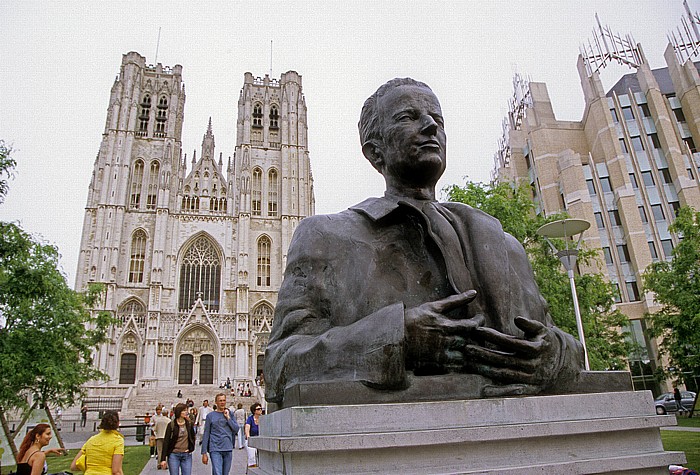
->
xmin=358 ymin=78 xmax=432 ymax=147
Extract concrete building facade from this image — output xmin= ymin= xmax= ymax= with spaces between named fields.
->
xmin=75 ymin=52 xmax=314 ymax=389
xmin=493 ymin=40 xmax=700 ymax=394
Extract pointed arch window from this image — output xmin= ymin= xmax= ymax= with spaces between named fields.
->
xmin=252 ymin=303 xmax=274 ymax=332
xmin=118 ymin=299 xmax=146 ymax=326
xmin=252 ymin=103 xmax=263 ymax=127
xmin=138 ymin=94 xmax=151 ymax=137
xmin=252 ymin=168 xmax=262 ymax=216
xmin=268 ymin=168 xmax=278 ymax=216
xmin=130 ymin=160 xmax=144 ymax=208
xmin=128 ymin=230 xmax=147 ymax=283
xmin=155 ymin=96 xmax=168 ymax=138
xmin=257 ymin=235 xmax=271 ymax=287
xmin=179 ymin=236 xmax=221 ymax=311
xmin=269 ymin=105 xmax=279 ymax=129
xmin=146 ymin=161 xmax=160 ymax=210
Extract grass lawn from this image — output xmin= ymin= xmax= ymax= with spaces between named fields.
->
xmin=2 ymin=445 xmax=151 ymax=475
xmin=676 ymin=414 xmax=700 ymax=429
xmin=661 ymin=425 xmax=700 ymax=471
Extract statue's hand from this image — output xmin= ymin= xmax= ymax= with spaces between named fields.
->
xmin=404 ymin=290 xmax=482 ymax=372
xmin=462 ymin=316 xmax=562 ymax=389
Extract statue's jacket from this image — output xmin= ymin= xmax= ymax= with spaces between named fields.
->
xmin=265 ymin=195 xmax=584 ymax=404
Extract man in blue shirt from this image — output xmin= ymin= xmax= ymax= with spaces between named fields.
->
xmin=201 ymin=393 xmax=239 ymax=475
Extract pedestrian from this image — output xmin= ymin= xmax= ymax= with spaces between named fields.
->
xmin=80 ymin=404 xmax=88 ymax=428
xmin=177 ymin=389 xmax=183 ymax=399
xmin=152 ymin=405 xmax=172 ymax=468
xmin=71 ymin=411 xmax=124 ymax=475
xmin=674 ymin=387 xmax=686 ymax=412
xmin=195 ymin=399 xmax=213 ymax=445
xmin=233 ymin=403 xmax=246 ymax=449
xmin=159 ymin=403 xmax=196 ymax=475
xmin=16 ymin=423 xmax=65 ymax=475
xmin=245 ymin=403 xmax=263 ymax=469
xmin=201 ymin=393 xmax=239 ymax=475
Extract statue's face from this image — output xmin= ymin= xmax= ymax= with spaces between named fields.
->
xmin=376 ymin=84 xmax=446 ymax=187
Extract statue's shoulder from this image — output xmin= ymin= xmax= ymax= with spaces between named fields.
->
xmin=442 ymin=201 xmax=501 ymax=227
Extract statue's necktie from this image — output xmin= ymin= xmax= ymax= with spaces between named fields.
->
xmin=402 ymin=200 xmax=472 ymax=294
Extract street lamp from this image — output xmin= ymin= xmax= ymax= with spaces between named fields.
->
xmin=536 ymin=218 xmax=591 ymax=371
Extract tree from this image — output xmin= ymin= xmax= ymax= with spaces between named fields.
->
xmin=444 ymin=180 xmax=631 ymax=371
xmin=0 ymin=143 xmax=114 ymax=411
xmin=643 ymin=206 xmax=700 ymax=384
xmin=0 ymin=140 xmax=16 ymax=204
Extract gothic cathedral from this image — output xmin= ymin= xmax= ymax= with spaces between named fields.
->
xmin=75 ymin=52 xmax=314 ymax=388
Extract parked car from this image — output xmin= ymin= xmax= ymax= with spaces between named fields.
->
xmin=655 ymin=391 xmax=696 ymax=415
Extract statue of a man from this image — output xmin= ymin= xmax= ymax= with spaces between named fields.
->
xmin=265 ymin=78 xmax=584 ymax=407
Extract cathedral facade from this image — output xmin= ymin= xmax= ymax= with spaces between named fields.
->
xmin=75 ymin=52 xmax=314 ymax=388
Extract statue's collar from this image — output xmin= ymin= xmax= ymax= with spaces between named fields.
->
xmin=349 ymin=193 xmax=438 ymax=221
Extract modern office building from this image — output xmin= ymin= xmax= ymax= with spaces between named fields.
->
xmin=75 ymin=52 xmax=314 ymax=389
xmin=493 ymin=16 xmax=700 ymax=394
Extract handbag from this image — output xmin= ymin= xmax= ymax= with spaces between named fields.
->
xmin=149 ymin=435 xmax=156 ymax=447
xmin=75 ymin=452 xmax=87 ymax=472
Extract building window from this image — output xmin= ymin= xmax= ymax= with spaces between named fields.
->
xmin=641 ymin=171 xmax=655 ymax=187
xmin=661 ymin=239 xmax=674 ymax=259
xmin=586 ymin=179 xmax=596 ymax=195
xmin=603 ymin=247 xmax=613 ymax=266
xmin=684 ymin=137 xmax=696 ymax=153
xmin=638 ymin=206 xmax=648 ymax=223
xmin=138 ymin=94 xmax=151 ymax=137
xmin=638 ymin=103 xmax=651 ymax=117
xmin=269 ymin=105 xmax=279 ymax=129
xmin=146 ymin=161 xmax=160 ymax=210
xmin=659 ymin=168 xmax=673 ymax=184
xmin=608 ymin=209 xmax=622 ymax=226
xmin=252 ymin=168 xmax=262 ymax=216
xmin=252 ymin=103 xmax=263 ymax=127
xmin=626 ymin=280 xmax=641 ymax=301
xmin=617 ymin=244 xmax=631 ymax=263
xmin=648 ymin=241 xmax=658 ymax=261
xmin=629 ymin=173 xmax=638 ymax=188
xmin=670 ymin=201 xmax=681 ymax=217
xmin=268 ymin=168 xmax=278 ymax=216
xmin=252 ymin=303 xmax=274 ymax=332
xmin=651 ymin=204 xmax=665 ymax=221
xmin=130 ymin=160 xmax=144 ymax=209
xmin=594 ymin=212 xmax=605 ymax=229
xmin=600 ymin=177 xmax=612 ymax=193
xmin=649 ymin=133 xmax=661 ymax=149
xmin=673 ymin=108 xmax=686 ymax=123
xmin=621 ymin=106 xmax=634 ymax=121
xmin=610 ymin=108 xmax=619 ymax=123
xmin=612 ymin=282 xmax=622 ymax=303
xmin=178 ymin=236 xmax=221 ymax=312
xmin=257 ymin=235 xmax=271 ymax=287
xmin=118 ymin=300 xmax=146 ymax=326
xmin=619 ymin=138 xmax=629 ymax=154
xmin=155 ymin=96 xmax=168 ymax=138
xmin=128 ymin=230 xmax=147 ymax=283
xmin=631 ymin=136 xmax=645 ymax=152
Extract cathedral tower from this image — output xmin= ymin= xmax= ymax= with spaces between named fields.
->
xmin=76 ymin=52 xmax=313 ymax=389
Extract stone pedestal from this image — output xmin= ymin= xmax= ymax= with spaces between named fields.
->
xmin=250 ymin=391 xmax=685 ymax=474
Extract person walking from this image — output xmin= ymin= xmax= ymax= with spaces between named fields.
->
xmin=195 ymin=399 xmax=213 ymax=445
xmin=159 ymin=403 xmax=196 ymax=475
xmin=674 ymin=387 xmax=686 ymax=412
xmin=80 ymin=405 xmax=88 ymax=428
xmin=244 ymin=403 xmax=262 ymax=469
xmin=232 ymin=404 xmax=246 ymax=449
xmin=71 ymin=411 xmax=124 ymax=475
xmin=16 ymin=423 xmax=65 ymax=475
xmin=201 ymin=393 xmax=239 ymax=475
xmin=151 ymin=405 xmax=172 ymax=467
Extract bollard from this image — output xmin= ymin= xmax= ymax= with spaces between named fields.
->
xmin=73 ymin=422 xmax=76 ymax=432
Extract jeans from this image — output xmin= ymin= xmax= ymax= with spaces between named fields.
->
xmin=208 ymin=451 xmax=232 ymax=475
xmin=167 ymin=452 xmax=192 ymax=475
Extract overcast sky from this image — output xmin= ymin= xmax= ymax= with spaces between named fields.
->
xmin=0 ymin=1 xmax=690 ymax=286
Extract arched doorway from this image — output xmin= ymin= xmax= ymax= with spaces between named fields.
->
xmin=119 ymin=354 xmax=137 ymax=384
xmin=200 ymin=354 xmax=214 ymax=384
xmin=178 ymin=354 xmax=193 ymax=384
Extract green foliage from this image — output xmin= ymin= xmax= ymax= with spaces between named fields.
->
xmin=643 ymin=206 xmax=700 ymax=383
xmin=445 ymin=180 xmax=631 ymax=370
xmin=0 ymin=142 xmax=114 ymax=410
xmin=0 ymin=140 xmax=16 ymax=204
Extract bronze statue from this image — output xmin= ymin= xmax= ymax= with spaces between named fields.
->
xmin=265 ymin=78 xmax=584 ymax=408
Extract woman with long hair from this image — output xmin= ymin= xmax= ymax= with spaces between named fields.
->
xmin=159 ymin=403 xmax=196 ymax=475
xmin=16 ymin=423 xmax=64 ymax=475
xmin=71 ymin=410 xmax=124 ymax=475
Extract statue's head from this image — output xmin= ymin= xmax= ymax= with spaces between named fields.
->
xmin=359 ymin=78 xmax=447 ymax=188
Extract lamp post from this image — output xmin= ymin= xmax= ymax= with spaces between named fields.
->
xmin=536 ymin=218 xmax=591 ymax=371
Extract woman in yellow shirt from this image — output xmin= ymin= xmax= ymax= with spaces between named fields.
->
xmin=71 ymin=411 xmax=124 ymax=475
